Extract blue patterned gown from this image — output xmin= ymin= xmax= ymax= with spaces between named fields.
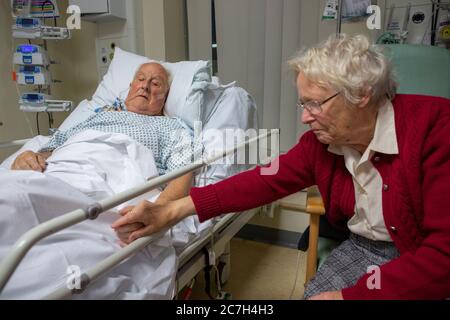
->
xmin=39 ymin=111 xmax=197 ymax=175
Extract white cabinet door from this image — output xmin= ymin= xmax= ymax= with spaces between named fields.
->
xmin=69 ymin=0 xmax=109 ymax=14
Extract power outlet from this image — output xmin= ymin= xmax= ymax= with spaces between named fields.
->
xmin=95 ymin=37 xmax=127 ymax=81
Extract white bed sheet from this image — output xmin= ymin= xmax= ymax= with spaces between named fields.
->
xmin=0 ymin=131 xmax=208 ymax=299
xmin=0 ymin=82 xmax=258 ymax=299
xmin=0 ymin=169 xmax=177 ymax=299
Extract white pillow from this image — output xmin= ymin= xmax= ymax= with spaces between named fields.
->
xmin=203 ymin=86 xmax=258 ymax=133
xmin=58 ymin=99 xmax=97 ymax=131
xmin=91 ymin=47 xmax=212 ymax=128
xmin=201 ymin=86 xmax=259 ymax=179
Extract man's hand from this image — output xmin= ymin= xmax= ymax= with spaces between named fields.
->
xmin=111 ymin=196 xmax=196 ymax=244
xmin=11 ymin=150 xmax=50 ymax=172
xmin=308 ymin=291 xmax=343 ymax=300
xmin=113 ymin=206 xmax=145 ymax=245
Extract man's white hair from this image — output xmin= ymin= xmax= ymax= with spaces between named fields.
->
xmin=288 ymin=34 xmax=397 ymax=106
xmin=133 ymin=62 xmax=173 ymax=88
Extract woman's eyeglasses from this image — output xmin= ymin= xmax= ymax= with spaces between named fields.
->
xmin=296 ymin=92 xmax=340 ymax=115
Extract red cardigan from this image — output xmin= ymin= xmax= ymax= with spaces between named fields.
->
xmin=190 ymin=94 xmax=450 ymax=300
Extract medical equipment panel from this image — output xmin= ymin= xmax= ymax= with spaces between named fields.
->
xmin=10 ymin=0 xmax=73 ymax=134
xmin=19 ymin=93 xmax=73 ymax=112
xmin=16 ymin=65 xmax=51 ymax=85
xmin=20 ymin=92 xmax=48 ymax=106
xmin=29 ymin=0 xmax=60 ymax=18
xmin=13 ymin=44 xmax=50 ymax=66
xmin=11 ymin=0 xmax=32 ymax=18
xmin=12 ymin=17 xmax=70 ymax=40
xmin=12 ymin=17 xmax=41 ymax=38
xmin=40 ymin=25 xmax=71 ymax=40
xmin=378 ymin=0 xmax=450 ymax=46
xmin=435 ymin=1 xmax=450 ymax=47
xmin=12 ymin=0 xmax=60 ymax=18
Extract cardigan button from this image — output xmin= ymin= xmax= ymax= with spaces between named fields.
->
xmin=374 ymin=156 xmax=381 ymax=162
xmin=383 ymin=184 xmax=389 ymax=191
xmin=390 ymin=226 xmax=397 ymax=233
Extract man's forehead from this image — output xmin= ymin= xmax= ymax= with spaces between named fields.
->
xmin=137 ymin=63 xmax=167 ymax=77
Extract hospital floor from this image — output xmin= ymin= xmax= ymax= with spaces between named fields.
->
xmin=188 ymin=238 xmax=307 ymax=300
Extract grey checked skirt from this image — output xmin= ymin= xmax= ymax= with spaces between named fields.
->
xmin=303 ymin=233 xmax=400 ymax=299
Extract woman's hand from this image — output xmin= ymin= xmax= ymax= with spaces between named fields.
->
xmin=11 ymin=150 xmax=50 ymax=172
xmin=111 ymin=196 xmax=196 ymax=244
xmin=308 ymin=291 xmax=343 ymax=300
xmin=113 ymin=206 xmax=145 ymax=245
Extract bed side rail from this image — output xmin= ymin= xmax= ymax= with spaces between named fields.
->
xmin=0 ymin=139 xmax=31 ymax=149
xmin=0 ymin=130 xmax=279 ymax=297
xmin=46 ymin=235 xmax=159 ymax=299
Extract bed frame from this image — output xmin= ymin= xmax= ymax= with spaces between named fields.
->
xmin=175 ymin=209 xmax=259 ymax=296
xmin=0 ymin=130 xmax=278 ymax=299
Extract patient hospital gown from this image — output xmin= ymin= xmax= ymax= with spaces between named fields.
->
xmin=40 ymin=111 xmax=197 ymax=175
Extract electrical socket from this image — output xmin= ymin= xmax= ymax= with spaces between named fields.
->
xmin=95 ymin=36 xmax=128 ymax=81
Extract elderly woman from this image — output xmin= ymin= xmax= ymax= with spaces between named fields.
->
xmin=112 ymin=34 xmax=450 ymax=300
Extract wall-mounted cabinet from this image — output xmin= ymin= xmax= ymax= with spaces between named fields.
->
xmin=69 ymin=0 xmax=126 ymax=22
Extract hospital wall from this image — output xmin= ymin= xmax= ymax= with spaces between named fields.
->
xmin=141 ymin=0 xmax=187 ymax=62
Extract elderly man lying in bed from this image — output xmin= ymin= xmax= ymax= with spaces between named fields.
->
xmin=0 ymin=62 xmax=198 ymax=299
xmin=11 ymin=62 xmax=196 ymax=206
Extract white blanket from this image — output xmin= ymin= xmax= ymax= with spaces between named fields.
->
xmin=0 ymin=130 xmax=198 ymax=299
xmin=45 ymin=130 xmax=161 ymax=206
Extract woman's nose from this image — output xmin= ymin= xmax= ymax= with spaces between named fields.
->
xmin=301 ymin=108 xmax=315 ymax=124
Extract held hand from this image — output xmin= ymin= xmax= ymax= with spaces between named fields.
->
xmin=111 ymin=197 xmax=194 ymax=243
xmin=11 ymin=151 xmax=47 ymax=172
xmin=307 ymin=291 xmax=343 ymax=300
xmin=113 ymin=206 xmax=145 ymax=245
xmin=111 ymin=197 xmax=196 ymax=243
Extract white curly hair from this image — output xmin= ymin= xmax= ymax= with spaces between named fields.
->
xmin=288 ymin=34 xmax=397 ymax=107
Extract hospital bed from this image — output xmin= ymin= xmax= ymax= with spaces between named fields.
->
xmin=0 ymin=48 xmax=278 ymax=299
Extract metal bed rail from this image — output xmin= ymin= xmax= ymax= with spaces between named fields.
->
xmin=0 ymin=138 xmax=31 ymax=149
xmin=0 ymin=130 xmax=279 ymax=299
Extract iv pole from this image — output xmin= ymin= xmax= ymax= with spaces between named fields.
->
xmin=336 ymin=0 xmax=344 ymax=37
